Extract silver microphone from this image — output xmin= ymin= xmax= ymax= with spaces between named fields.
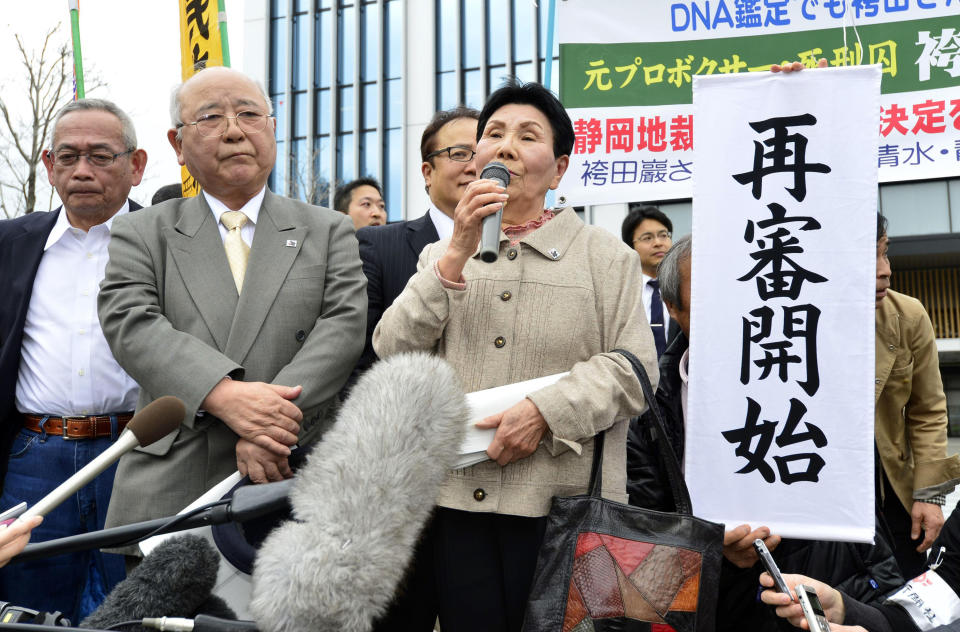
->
xmin=478 ymin=161 xmax=511 ymax=263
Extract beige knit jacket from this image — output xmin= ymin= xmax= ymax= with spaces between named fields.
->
xmin=373 ymin=208 xmax=659 ymax=517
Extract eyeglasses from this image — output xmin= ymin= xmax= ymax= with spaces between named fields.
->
xmin=426 ymin=146 xmax=476 ymax=163
xmin=50 ymin=149 xmax=134 ymax=168
xmin=633 ymin=230 xmax=672 ymax=244
xmin=179 ymin=111 xmax=270 ymax=138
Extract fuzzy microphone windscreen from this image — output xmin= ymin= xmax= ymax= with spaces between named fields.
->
xmin=250 ymin=352 xmax=469 ymax=632
xmin=80 ymin=535 xmax=220 ymax=630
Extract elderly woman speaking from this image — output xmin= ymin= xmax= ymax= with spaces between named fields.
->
xmin=373 ymin=81 xmax=658 ymax=632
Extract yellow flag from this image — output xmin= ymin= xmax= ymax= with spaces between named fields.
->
xmin=177 ymin=0 xmax=227 ymax=197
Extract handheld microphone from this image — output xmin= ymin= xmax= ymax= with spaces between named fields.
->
xmin=249 ymin=352 xmax=469 ymax=632
xmin=18 ymin=396 xmax=184 ymax=521
xmin=478 ymin=161 xmax=510 ymax=263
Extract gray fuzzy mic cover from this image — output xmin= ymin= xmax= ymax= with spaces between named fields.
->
xmin=250 ymin=352 xmax=469 ymax=632
xmin=80 ymin=535 xmax=220 ymax=629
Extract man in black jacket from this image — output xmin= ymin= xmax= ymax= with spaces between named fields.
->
xmin=627 ymin=235 xmax=903 ymax=631
xmin=0 ymin=98 xmax=147 ymax=623
xmin=354 ymin=106 xmax=479 ymax=375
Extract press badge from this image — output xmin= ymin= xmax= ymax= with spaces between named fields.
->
xmin=886 ymin=570 xmax=960 ymax=630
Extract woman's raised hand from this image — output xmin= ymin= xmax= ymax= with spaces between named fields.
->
xmin=438 ymin=178 xmax=508 ymax=281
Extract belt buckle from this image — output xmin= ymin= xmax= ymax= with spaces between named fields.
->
xmin=60 ymin=416 xmax=87 ymax=440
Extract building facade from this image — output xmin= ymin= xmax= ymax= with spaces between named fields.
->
xmin=246 ymin=0 xmax=558 ymax=222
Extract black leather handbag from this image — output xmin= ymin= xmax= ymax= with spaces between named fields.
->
xmin=522 ymin=349 xmax=724 ymax=632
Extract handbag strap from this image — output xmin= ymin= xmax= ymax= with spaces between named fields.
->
xmin=585 ymin=348 xmax=693 ymax=515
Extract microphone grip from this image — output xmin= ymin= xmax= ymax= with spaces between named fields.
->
xmin=19 ymin=430 xmax=139 ymax=520
xmin=479 ymin=205 xmax=503 ymax=263
xmin=142 ymin=616 xmax=259 ymax=632
xmin=195 ymin=616 xmax=260 ymax=632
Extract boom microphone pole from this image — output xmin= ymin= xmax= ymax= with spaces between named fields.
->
xmin=12 ymin=480 xmax=292 ymax=563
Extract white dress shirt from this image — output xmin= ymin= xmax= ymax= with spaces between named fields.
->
xmin=641 ymin=272 xmax=670 ymax=327
xmin=204 ymin=187 xmax=265 ymax=247
xmin=15 ymin=204 xmax=139 ymax=416
xmin=427 ymin=202 xmax=454 ymax=241
xmin=679 ymin=347 xmax=690 ymax=471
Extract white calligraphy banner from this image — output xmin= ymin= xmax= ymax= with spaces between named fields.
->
xmin=685 ymin=66 xmax=880 ymax=542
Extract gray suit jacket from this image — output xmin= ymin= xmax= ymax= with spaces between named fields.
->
xmin=98 ymin=190 xmax=366 ymax=533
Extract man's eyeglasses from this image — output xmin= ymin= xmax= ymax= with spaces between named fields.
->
xmin=179 ymin=111 xmax=270 ymax=138
xmin=426 ymin=146 xmax=476 ymax=163
xmin=633 ymin=230 xmax=672 ymax=244
xmin=49 ymin=149 xmax=134 ymax=168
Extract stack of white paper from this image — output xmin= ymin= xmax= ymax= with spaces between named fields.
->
xmin=455 ymin=372 xmax=569 ymax=469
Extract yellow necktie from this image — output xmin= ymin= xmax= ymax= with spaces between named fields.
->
xmin=220 ymin=210 xmax=250 ymax=293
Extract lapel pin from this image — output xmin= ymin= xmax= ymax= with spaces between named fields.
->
xmin=285 ymin=239 xmax=298 ymax=248
xmin=549 ymin=248 xmax=560 ymax=260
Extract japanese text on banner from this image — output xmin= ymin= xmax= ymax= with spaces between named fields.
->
xmin=685 ymin=67 xmax=879 ymax=542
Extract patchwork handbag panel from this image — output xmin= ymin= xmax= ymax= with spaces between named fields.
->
xmin=561 ymin=532 xmax=702 ymax=632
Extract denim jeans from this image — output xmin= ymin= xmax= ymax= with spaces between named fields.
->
xmin=0 ymin=420 xmax=127 ymax=624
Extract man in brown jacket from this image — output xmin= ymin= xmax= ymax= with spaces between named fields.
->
xmin=875 ymin=214 xmax=960 ymax=578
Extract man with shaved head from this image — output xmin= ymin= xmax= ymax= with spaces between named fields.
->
xmin=98 ymin=67 xmax=366 ymax=553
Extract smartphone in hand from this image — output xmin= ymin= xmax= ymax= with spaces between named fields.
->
xmin=754 ymin=538 xmax=792 ymax=599
xmin=796 ymin=584 xmax=832 ymax=632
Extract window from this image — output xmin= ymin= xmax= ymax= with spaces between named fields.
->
xmin=335 ymin=2 xmax=356 ymax=189
xmin=358 ymin=1 xmax=379 ymax=185
xmin=435 ymin=0 xmax=562 ymax=111
xmin=268 ymin=4 xmax=288 ymax=193
xmin=382 ymin=0 xmax=403 ymax=220
xmin=268 ymin=7 xmax=288 ymax=196
xmin=312 ymin=4 xmax=333 ymax=205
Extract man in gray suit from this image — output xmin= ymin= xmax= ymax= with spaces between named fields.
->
xmin=98 ymin=67 xmax=366 ymax=544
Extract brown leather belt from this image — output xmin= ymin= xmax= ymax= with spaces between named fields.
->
xmin=21 ymin=413 xmax=134 ymax=439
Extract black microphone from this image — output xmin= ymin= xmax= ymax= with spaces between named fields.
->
xmin=79 ymin=535 xmax=222 ymax=630
xmin=478 ymin=161 xmax=510 ymax=263
xmin=18 ymin=396 xmax=185 ymax=521
xmin=219 ymin=478 xmax=293 ymax=523
xmin=14 ymin=479 xmax=293 ymax=562
xmin=249 ymin=352 xmax=469 ymax=632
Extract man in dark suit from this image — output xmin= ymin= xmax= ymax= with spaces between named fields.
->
xmin=621 ymin=205 xmax=674 ymax=358
xmin=0 ymin=98 xmax=147 ymax=622
xmin=97 ymin=67 xmax=366 ymax=551
xmin=355 ymin=106 xmax=479 ymax=373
